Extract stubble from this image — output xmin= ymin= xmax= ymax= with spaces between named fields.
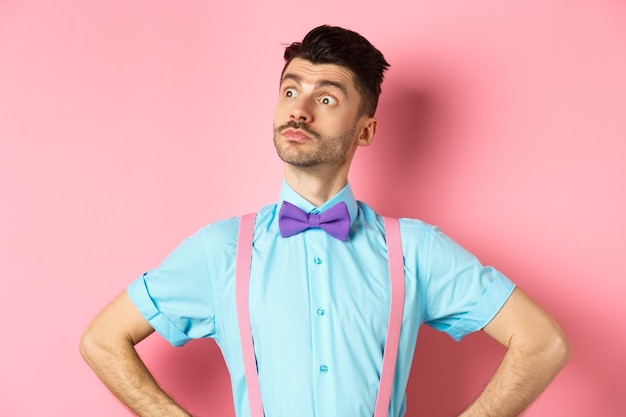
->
xmin=273 ymin=120 xmax=358 ymax=168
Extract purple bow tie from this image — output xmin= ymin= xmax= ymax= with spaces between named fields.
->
xmin=278 ymin=201 xmax=351 ymax=241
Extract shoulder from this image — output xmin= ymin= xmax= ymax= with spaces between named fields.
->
xmin=356 ymin=200 xmax=436 ymax=239
xmin=198 ymin=216 xmax=240 ymax=238
xmin=355 ymin=201 xmax=442 ymax=255
xmin=398 ymin=217 xmax=434 ymax=233
xmin=196 ymin=202 xmax=277 ymax=244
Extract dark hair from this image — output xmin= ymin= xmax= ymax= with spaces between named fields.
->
xmin=282 ymin=25 xmax=390 ymax=117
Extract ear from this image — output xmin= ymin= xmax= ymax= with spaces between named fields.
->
xmin=356 ymin=116 xmax=378 ymax=147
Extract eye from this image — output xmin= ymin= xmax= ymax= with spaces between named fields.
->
xmin=320 ymin=95 xmax=337 ymax=105
xmin=284 ymin=88 xmax=297 ymax=98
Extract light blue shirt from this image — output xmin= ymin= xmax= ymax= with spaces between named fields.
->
xmin=128 ymin=181 xmax=515 ymax=417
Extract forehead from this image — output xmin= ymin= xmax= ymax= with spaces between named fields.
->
xmin=281 ymin=58 xmax=358 ymax=92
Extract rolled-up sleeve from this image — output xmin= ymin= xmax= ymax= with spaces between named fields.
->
xmin=422 ymin=226 xmax=515 ymax=341
xmin=127 ymin=229 xmax=216 ymax=347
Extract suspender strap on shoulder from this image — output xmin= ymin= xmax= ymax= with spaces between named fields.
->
xmin=235 ymin=213 xmax=264 ymax=417
xmin=235 ymin=214 xmax=405 ymax=417
xmin=374 ymin=217 xmax=405 ymax=417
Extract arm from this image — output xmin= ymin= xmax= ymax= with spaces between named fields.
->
xmin=79 ymin=290 xmax=193 ymax=417
xmin=458 ymin=287 xmax=572 ymax=417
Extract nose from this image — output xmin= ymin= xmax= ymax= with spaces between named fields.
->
xmin=290 ymin=100 xmax=312 ymax=123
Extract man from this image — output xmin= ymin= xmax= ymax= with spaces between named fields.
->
xmin=80 ymin=25 xmax=571 ymax=417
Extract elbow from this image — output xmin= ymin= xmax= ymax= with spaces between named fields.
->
xmin=79 ymin=326 xmax=114 ymax=367
xmin=559 ymin=335 xmax=574 ymax=365
xmin=540 ymin=326 xmax=573 ymax=372
xmin=79 ymin=328 xmax=99 ymax=365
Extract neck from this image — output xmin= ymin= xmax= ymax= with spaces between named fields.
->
xmin=284 ymin=165 xmax=349 ymax=207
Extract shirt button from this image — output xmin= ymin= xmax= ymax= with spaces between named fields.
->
xmin=316 ymin=308 xmax=326 ymax=316
xmin=319 ymin=365 xmax=329 ymax=373
xmin=313 ymin=257 xmax=323 ymax=265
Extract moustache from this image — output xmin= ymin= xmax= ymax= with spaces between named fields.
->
xmin=276 ymin=120 xmax=320 ymax=139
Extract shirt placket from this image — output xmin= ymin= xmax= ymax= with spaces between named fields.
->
xmin=305 ymin=211 xmax=335 ymax=416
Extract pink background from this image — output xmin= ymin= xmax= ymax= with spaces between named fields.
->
xmin=1 ymin=1 xmax=625 ymax=416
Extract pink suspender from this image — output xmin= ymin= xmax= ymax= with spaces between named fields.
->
xmin=235 ymin=214 xmax=405 ymax=417
xmin=374 ymin=217 xmax=405 ymax=417
xmin=236 ymin=214 xmax=264 ymax=417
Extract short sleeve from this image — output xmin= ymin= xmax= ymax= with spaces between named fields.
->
xmin=127 ymin=228 xmax=216 ymax=347
xmin=422 ymin=226 xmax=515 ymax=341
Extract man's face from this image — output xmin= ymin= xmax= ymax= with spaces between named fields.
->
xmin=273 ymin=58 xmax=366 ymax=169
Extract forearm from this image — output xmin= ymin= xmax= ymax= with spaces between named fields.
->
xmin=80 ymin=335 xmax=192 ymax=417
xmin=458 ymin=332 xmax=571 ymax=417
xmin=80 ymin=291 xmax=192 ymax=417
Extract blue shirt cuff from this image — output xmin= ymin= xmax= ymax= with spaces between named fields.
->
xmin=127 ymin=274 xmax=191 ymax=347
xmin=447 ymin=274 xmax=516 ymax=341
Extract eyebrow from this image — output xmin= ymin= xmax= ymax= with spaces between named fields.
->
xmin=281 ymin=73 xmax=349 ymax=98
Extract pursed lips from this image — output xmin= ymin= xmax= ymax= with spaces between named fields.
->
xmin=280 ymin=128 xmax=313 ymax=142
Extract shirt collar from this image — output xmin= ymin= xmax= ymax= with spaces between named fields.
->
xmin=278 ymin=180 xmax=358 ymax=225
